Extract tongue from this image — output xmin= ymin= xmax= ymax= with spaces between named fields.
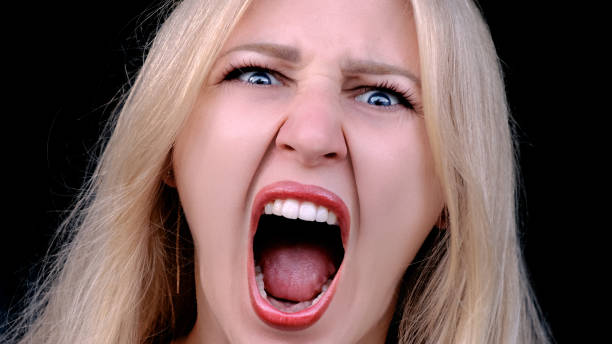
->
xmin=260 ymin=241 xmax=336 ymax=302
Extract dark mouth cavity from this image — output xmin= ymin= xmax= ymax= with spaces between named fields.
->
xmin=253 ymin=214 xmax=344 ymax=305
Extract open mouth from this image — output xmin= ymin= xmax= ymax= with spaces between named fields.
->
xmin=248 ymin=181 xmax=349 ymax=329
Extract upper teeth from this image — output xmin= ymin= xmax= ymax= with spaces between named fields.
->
xmin=264 ymin=199 xmax=338 ymax=225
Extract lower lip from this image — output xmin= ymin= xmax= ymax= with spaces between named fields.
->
xmin=247 ymin=181 xmax=349 ymax=330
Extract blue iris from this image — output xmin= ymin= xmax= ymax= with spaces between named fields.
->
xmin=356 ymin=90 xmax=399 ymax=106
xmin=238 ymin=70 xmax=280 ymax=85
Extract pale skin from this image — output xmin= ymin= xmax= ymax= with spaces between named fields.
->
xmin=170 ymin=0 xmax=444 ymax=342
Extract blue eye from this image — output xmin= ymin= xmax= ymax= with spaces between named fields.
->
xmin=355 ymin=90 xmax=400 ymax=107
xmin=225 ymin=67 xmax=282 ymax=86
xmin=238 ymin=70 xmax=280 ymax=85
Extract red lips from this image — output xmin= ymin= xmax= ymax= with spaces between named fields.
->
xmin=248 ymin=180 xmax=350 ymax=329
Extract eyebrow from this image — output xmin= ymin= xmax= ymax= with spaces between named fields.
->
xmin=220 ymin=43 xmax=420 ymax=85
xmin=220 ymin=43 xmax=301 ymax=63
xmin=342 ymin=60 xmax=421 ymax=86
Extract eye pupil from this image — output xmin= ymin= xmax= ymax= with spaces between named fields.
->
xmin=248 ymin=72 xmax=272 ymax=85
xmin=368 ymin=92 xmax=391 ymax=106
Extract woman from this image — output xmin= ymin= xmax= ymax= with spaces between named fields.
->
xmin=5 ymin=0 xmax=550 ymax=342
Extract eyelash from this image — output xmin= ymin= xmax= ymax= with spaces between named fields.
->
xmin=221 ymin=62 xmax=419 ymax=111
xmin=222 ymin=61 xmax=277 ymax=83
xmin=356 ymin=81 xmax=417 ymax=111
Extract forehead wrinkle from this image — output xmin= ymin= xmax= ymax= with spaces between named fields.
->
xmin=342 ymin=59 xmax=421 ymax=86
xmin=220 ymin=42 xmax=301 ymax=63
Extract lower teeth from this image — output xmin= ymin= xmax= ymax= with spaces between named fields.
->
xmin=255 ymin=264 xmax=332 ymax=311
xmin=255 ymin=265 xmax=267 ymax=298
xmin=311 ymin=282 xmax=329 ymax=305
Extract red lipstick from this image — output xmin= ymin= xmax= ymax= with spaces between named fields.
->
xmin=248 ymin=180 xmax=350 ymax=330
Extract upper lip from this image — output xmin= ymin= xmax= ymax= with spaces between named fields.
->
xmin=251 ymin=180 xmax=350 ymax=247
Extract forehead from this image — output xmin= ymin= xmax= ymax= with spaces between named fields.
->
xmin=224 ymin=0 xmax=419 ymax=73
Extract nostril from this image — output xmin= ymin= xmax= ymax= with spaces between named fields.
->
xmin=324 ymin=152 xmax=337 ymax=159
xmin=282 ymin=144 xmax=295 ymax=152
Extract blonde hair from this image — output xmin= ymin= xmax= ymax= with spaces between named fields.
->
xmin=4 ymin=0 xmax=550 ymax=343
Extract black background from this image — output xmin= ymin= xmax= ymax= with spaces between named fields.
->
xmin=2 ymin=1 xmax=590 ymax=342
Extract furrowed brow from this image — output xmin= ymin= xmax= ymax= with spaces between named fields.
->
xmin=342 ymin=59 xmax=421 ymax=86
xmin=220 ymin=43 xmax=301 ymax=63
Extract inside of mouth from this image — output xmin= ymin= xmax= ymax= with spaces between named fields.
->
xmin=253 ymin=214 xmax=344 ymax=313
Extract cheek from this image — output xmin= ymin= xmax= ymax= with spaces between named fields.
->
xmin=171 ymin=88 xmax=280 ymax=247
xmin=349 ymin=116 xmax=443 ymax=275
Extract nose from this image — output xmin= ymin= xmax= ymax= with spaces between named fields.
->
xmin=275 ymin=86 xmax=347 ymax=167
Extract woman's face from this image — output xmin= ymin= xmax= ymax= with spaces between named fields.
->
xmin=172 ymin=0 xmax=443 ymax=342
